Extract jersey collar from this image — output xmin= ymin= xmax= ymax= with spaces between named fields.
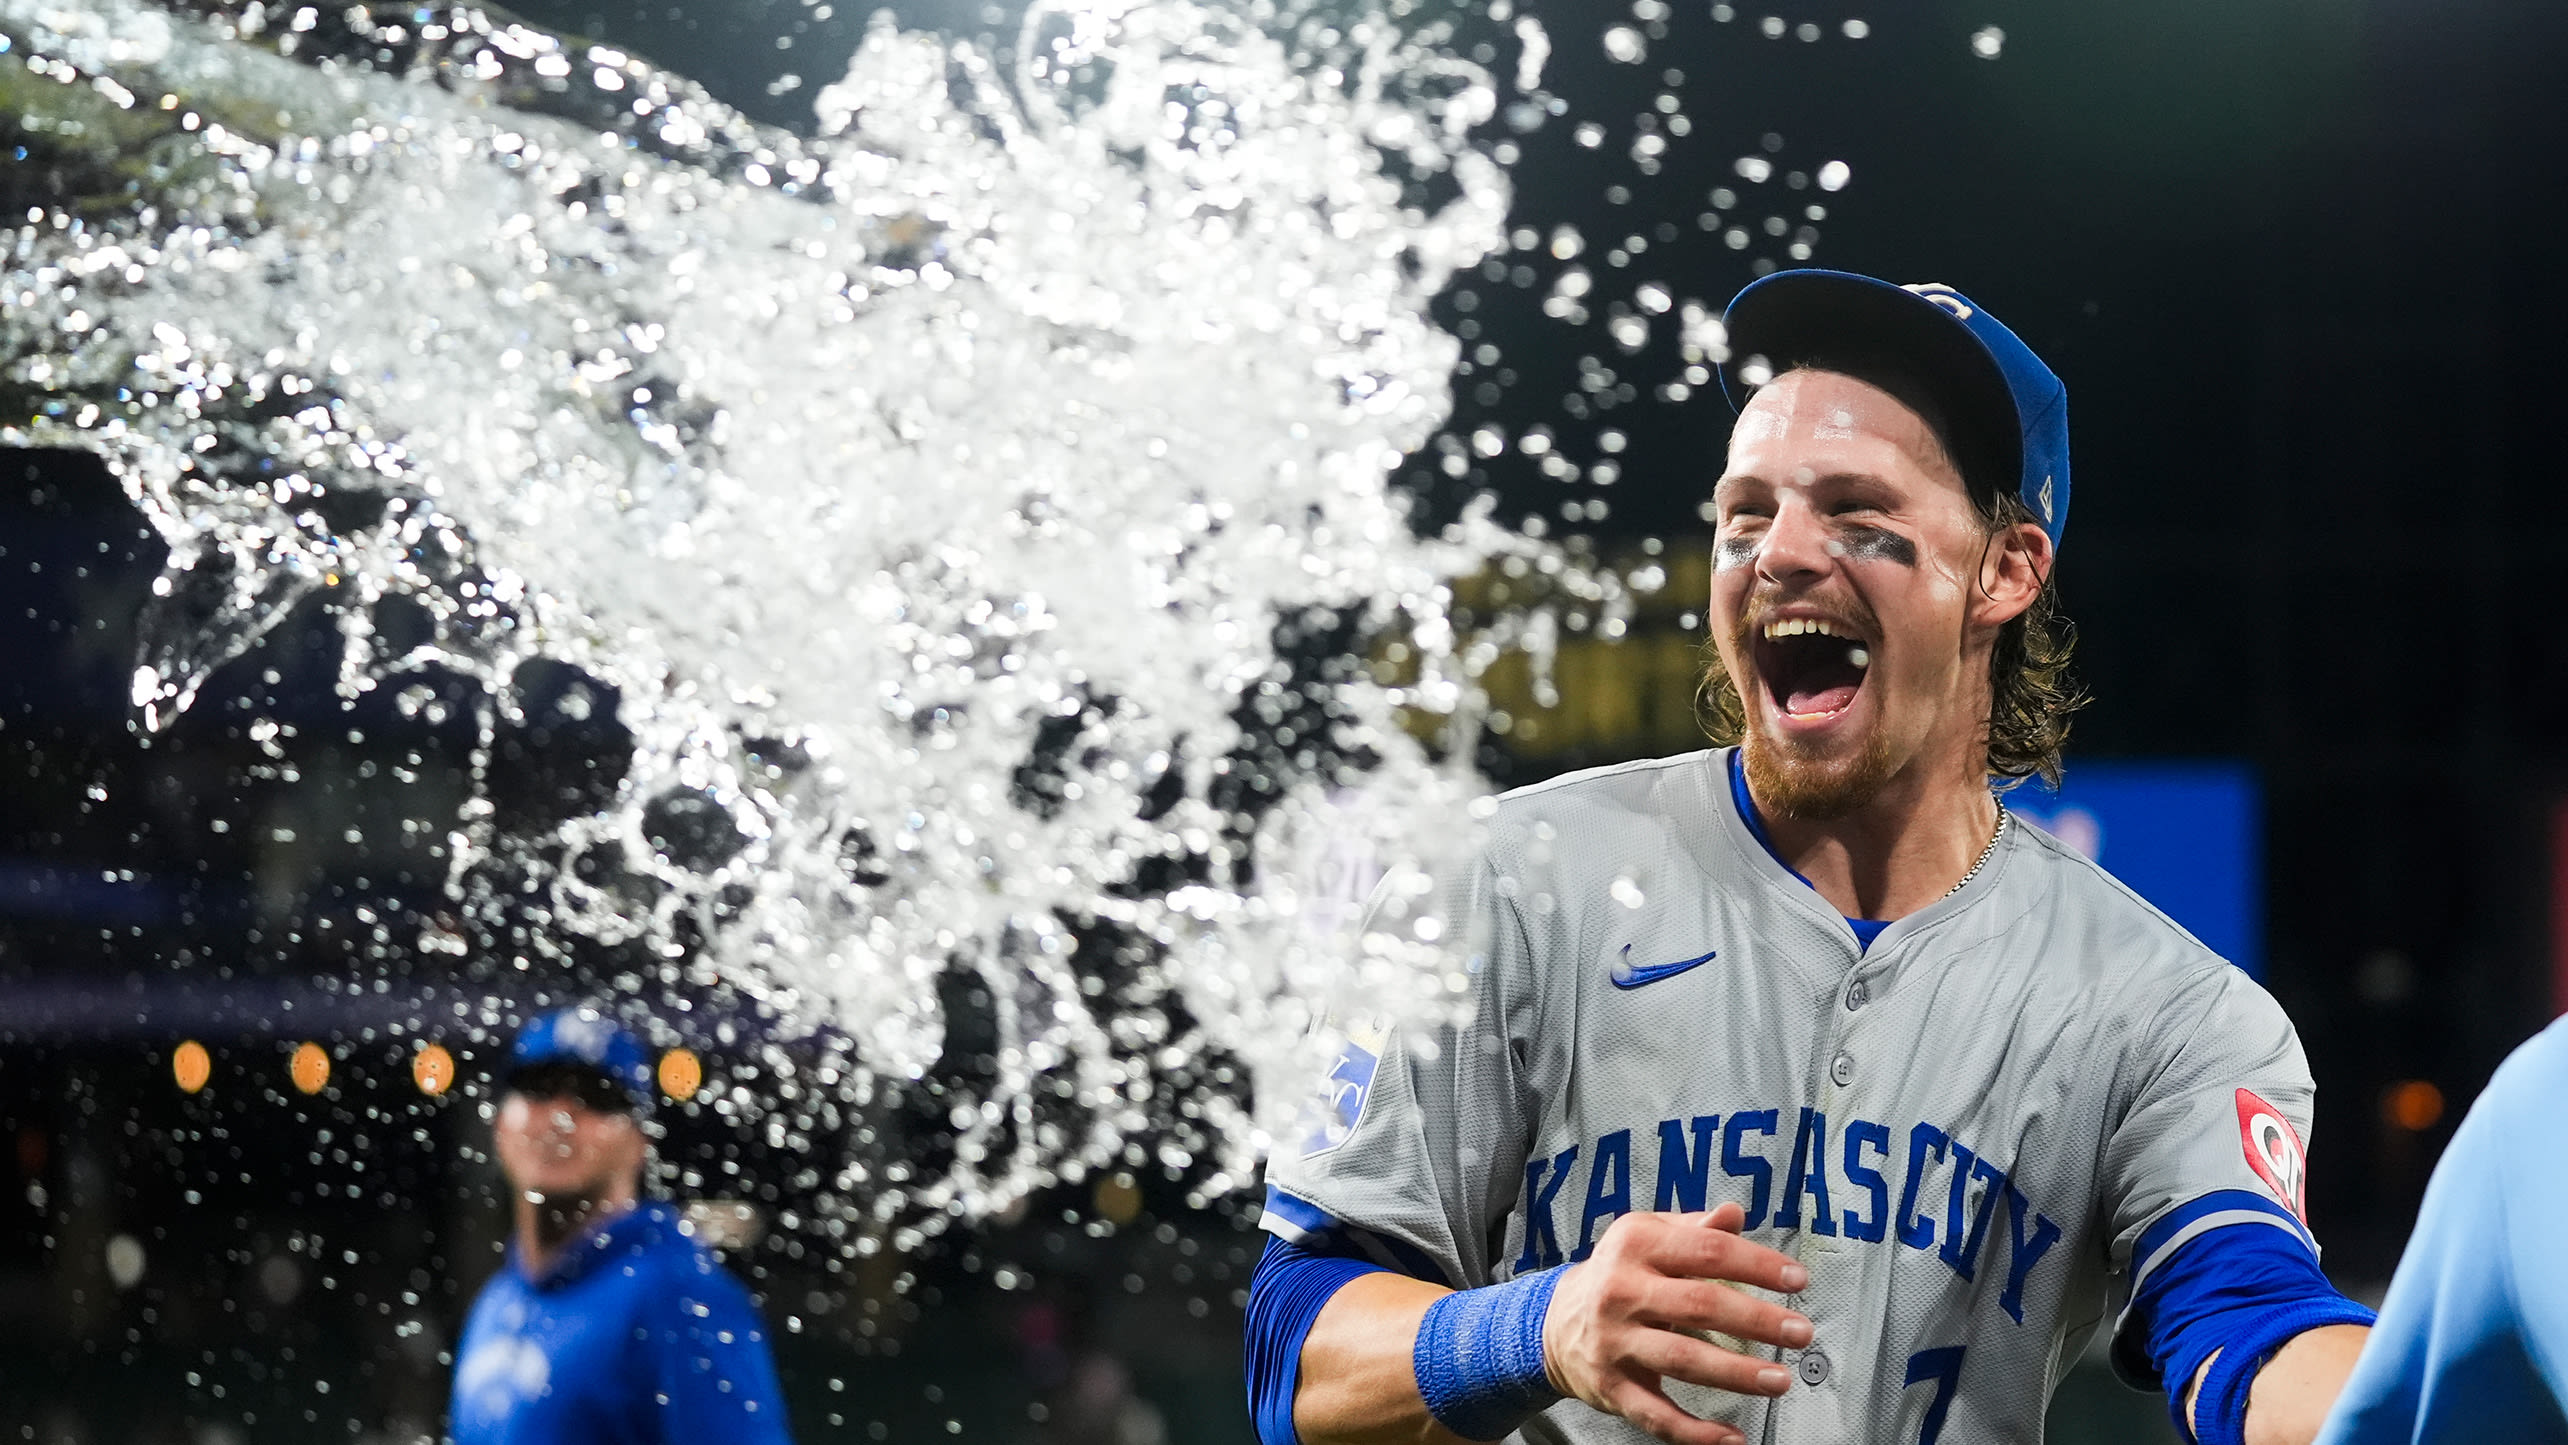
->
xmin=1715 ymin=747 xmax=2016 ymax=954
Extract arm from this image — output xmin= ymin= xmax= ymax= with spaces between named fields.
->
xmin=2318 ymin=1022 xmax=2568 ymax=1445
xmin=2118 ymin=1204 xmax=2374 ymax=1445
xmin=1294 ymin=1270 xmax=1459 ymax=1444
xmin=2095 ymin=965 xmax=2374 ymax=1445
xmin=1294 ymin=1205 xmax=1812 ymax=1445
xmin=2183 ymin=1324 xmax=2370 ymax=1445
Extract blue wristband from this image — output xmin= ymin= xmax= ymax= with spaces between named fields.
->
xmin=1412 ymin=1268 xmax=1565 ymax=1442
xmin=2187 ymin=1297 xmax=2378 ymax=1445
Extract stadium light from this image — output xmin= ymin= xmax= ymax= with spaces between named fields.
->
xmin=1093 ymin=1171 xmax=1143 ymax=1226
xmin=657 ymin=1047 xmax=703 ymax=1102
xmin=289 ymin=1042 xmax=331 ymax=1095
xmin=412 ymin=1042 xmax=456 ymax=1096
xmin=2383 ymin=1079 xmax=2444 ymax=1133
xmin=172 ymin=1040 xmax=211 ymax=1094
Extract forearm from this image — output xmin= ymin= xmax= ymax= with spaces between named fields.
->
xmin=1294 ymin=1272 xmax=1472 ymax=1445
xmin=2185 ymin=1324 xmax=2372 ymax=1445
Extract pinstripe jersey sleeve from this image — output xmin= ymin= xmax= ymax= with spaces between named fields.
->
xmin=2100 ymin=958 xmax=2322 ymax=1382
xmin=1261 ymin=849 xmax=1540 ymax=1291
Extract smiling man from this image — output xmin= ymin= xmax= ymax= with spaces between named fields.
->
xmin=1244 ymin=271 xmax=2373 ymax=1445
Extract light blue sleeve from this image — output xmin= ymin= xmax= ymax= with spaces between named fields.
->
xmin=2317 ymin=1020 xmax=2568 ymax=1445
xmin=648 ymin=1251 xmax=796 ymax=1445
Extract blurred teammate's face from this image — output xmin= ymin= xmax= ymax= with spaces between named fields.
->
xmin=1707 ymin=369 xmax=2048 ymax=819
xmin=492 ymin=1069 xmax=644 ymax=1206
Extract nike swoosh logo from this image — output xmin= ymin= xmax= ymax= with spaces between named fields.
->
xmin=1610 ymin=944 xmax=1718 ymax=990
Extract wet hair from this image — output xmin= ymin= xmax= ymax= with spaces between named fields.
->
xmin=1974 ymin=491 xmax=2084 ymax=789
xmin=1697 ymin=363 xmax=2086 ymax=789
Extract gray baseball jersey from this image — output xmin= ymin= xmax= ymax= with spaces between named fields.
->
xmin=1263 ymin=747 xmax=2322 ymax=1445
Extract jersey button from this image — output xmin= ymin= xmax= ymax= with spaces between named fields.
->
xmin=1798 ymin=1350 xmax=1831 ymax=1386
xmin=1829 ymin=1052 xmax=1855 ymax=1086
xmin=1845 ymin=980 xmax=1869 ymax=1011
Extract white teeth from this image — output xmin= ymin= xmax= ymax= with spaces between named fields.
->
xmin=1848 ymin=647 xmax=1870 ymax=669
xmin=1761 ymin=617 xmax=1854 ymax=642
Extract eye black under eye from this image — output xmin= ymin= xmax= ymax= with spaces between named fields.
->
xmin=1833 ymin=523 xmax=1919 ymax=568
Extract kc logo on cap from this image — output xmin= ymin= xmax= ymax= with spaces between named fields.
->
xmin=1902 ymin=282 xmax=1975 ymax=320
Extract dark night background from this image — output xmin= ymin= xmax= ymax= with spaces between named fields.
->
xmin=5 ymin=0 xmax=2567 ymax=1441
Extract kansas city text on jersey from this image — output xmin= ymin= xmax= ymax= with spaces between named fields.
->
xmin=1503 ymin=1109 xmax=2063 ymax=1326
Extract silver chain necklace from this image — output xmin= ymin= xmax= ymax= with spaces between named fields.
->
xmin=1944 ymin=803 xmax=2009 ymax=899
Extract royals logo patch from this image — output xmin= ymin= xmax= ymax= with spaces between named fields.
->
xmin=2235 ymin=1088 xmax=2308 ymax=1222
xmin=1297 ymin=1018 xmax=1390 ymax=1158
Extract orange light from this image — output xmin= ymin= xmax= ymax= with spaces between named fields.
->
xmin=172 ymin=1040 xmax=211 ymax=1095
xmin=289 ymin=1042 xmax=331 ymax=1096
xmin=657 ymin=1047 xmax=703 ymax=1103
xmin=412 ymin=1043 xmax=455 ymax=1096
xmin=2384 ymin=1079 xmax=2445 ymax=1133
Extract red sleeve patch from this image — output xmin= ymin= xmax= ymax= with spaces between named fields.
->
xmin=2235 ymin=1088 xmax=2308 ymax=1222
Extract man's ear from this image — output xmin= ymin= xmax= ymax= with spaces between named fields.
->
xmin=1974 ymin=521 xmax=2052 ymax=629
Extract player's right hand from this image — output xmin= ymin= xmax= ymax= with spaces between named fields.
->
xmin=1538 ymin=1203 xmax=1813 ymax=1445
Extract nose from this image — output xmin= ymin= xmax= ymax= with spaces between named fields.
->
xmin=1755 ymin=494 xmax=1835 ymax=587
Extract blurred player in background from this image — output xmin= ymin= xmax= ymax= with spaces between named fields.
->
xmin=449 ymin=1006 xmax=793 ymax=1445
xmin=1245 ymin=271 xmax=2377 ymax=1445
xmin=2316 ymin=1017 xmax=2568 ymax=1444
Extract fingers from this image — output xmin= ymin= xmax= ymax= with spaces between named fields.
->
xmin=1624 ymin=1330 xmax=1797 ymax=1398
xmin=1549 ymin=1211 xmax=1812 ymax=1445
xmin=1640 ymin=1278 xmax=1813 ymax=1350
xmin=1603 ymin=1379 xmax=1750 ymax=1445
xmin=1651 ymin=1223 xmax=1811 ymax=1296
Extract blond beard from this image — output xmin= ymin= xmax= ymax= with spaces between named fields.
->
xmin=1738 ymin=709 xmax=1901 ymax=822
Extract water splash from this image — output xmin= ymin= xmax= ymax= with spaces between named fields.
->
xmin=0 ymin=0 xmax=1613 ymax=1230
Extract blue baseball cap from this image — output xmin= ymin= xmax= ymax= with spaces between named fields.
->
xmin=1718 ymin=269 xmax=2071 ymax=549
xmin=506 ymin=1006 xmax=655 ymax=1112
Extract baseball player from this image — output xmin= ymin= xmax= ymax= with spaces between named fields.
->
xmin=450 ymin=1007 xmax=793 ymax=1445
xmin=1244 ymin=270 xmax=2376 ymax=1445
xmin=2315 ymin=1016 xmax=2568 ymax=1444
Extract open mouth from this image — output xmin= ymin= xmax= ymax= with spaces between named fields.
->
xmin=1750 ymin=616 xmax=1873 ymax=722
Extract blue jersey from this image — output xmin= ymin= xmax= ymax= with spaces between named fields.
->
xmin=450 ymin=1201 xmax=793 ymax=1445
xmin=2318 ymin=1019 xmax=2568 ymax=1445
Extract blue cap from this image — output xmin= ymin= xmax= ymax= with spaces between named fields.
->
xmin=1718 ymin=269 xmax=2071 ymax=548
xmin=507 ymin=1006 xmax=655 ymax=1111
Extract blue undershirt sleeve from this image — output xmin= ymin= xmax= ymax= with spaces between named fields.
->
xmin=648 ymin=1256 xmax=796 ymax=1445
xmin=1245 ymin=1233 xmax=1394 ymax=1445
xmin=2128 ymin=1217 xmax=2374 ymax=1445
